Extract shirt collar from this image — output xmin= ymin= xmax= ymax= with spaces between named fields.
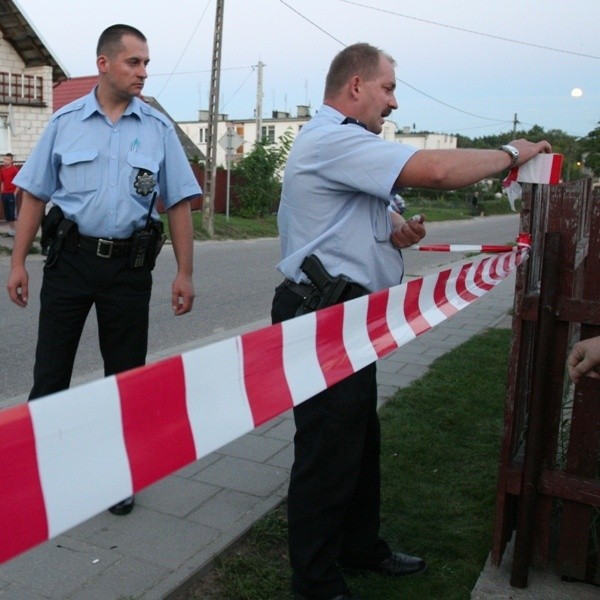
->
xmin=80 ymin=86 xmax=143 ymax=121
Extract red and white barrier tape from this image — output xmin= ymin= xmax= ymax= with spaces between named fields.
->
xmin=410 ymin=244 xmax=515 ymax=253
xmin=0 ymin=246 xmax=529 ymax=564
xmin=409 ymin=233 xmax=532 ymax=254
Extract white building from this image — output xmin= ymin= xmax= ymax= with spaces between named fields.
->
xmin=395 ymin=126 xmax=457 ymax=150
xmin=179 ymin=111 xmax=457 ymax=168
xmin=0 ymin=0 xmax=68 ymax=161
xmin=178 ymin=105 xmax=312 ymax=168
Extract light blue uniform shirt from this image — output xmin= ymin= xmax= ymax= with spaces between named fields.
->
xmin=277 ymin=104 xmax=418 ymax=292
xmin=15 ymin=88 xmax=201 ymax=238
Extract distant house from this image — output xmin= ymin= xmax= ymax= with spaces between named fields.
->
xmin=52 ymin=75 xmax=203 ymax=162
xmin=179 ymin=105 xmax=313 ymax=168
xmin=0 ymin=0 xmax=68 ymax=161
xmin=395 ymin=126 xmax=457 ymax=150
xmin=178 ymin=107 xmax=431 ymax=168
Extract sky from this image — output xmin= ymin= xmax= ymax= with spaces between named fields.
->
xmin=16 ymin=0 xmax=600 ymax=138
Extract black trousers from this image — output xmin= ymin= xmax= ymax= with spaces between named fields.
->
xmin=272 ymin=284 xmax=390 ymax=599
xmin=29 ymin=247 xmax=152 ymax=400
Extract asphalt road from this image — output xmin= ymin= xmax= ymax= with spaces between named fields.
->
xmin=0 ymin=214 xmax=520 ymax=405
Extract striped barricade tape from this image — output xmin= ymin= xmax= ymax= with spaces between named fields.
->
xmin=408 ymin=233 xmax=532 ymax=254
xmin=0 ymin=246 xmax=529 ymax=564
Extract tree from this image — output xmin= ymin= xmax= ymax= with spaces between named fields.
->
xmin=580 ymin=121 xmax=600 ymax=176
xmin=232 ymin=129 xmax=294 ymax=217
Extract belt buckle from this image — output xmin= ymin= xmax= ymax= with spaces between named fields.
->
xmin=96 ymin=238 xmax=114 ymax=258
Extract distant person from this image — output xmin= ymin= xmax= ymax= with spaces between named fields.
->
xmin=272 ymin=42 xmax=551 ymax=600
xmin=471 ymin=191 xmax=479 ymax=216
xmin=1 ymin=152 xmax=19 ymax=236
xmin=6 ymin=24 xmax=201 ymax=516
xmin=567 ymin=336 xmax=600 ymax=384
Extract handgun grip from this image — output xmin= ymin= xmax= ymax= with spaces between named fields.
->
xmin=300 ymin=254 xmax=333 ymax=292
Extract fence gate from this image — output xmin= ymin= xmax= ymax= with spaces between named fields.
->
xmin=491 ymin=178 xmax=600 ymax=588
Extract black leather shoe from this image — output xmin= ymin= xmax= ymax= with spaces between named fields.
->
xmin=372 ymin=551 xmax=427 ymax=577
xmin=108 ymin=495 xmax=134 ymax=515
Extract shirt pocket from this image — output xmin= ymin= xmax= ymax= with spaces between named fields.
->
xmin=127 ymin=152 xmax=159 ymax=197
xmin=371 ymin=199 xmax=392 ymax=243
xmin=60 ymin=150 xmax=99 ymax=193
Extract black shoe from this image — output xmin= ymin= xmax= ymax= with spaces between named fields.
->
xmin=342 ymin=551 xmax=427 ymax=577
xmin=108 ymin=495 xmax=134 ymax=515
xmin=372 ymin=551 xmax=427 ymax=577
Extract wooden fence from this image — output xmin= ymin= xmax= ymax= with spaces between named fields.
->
xmin=492 ymin=177 xmax=600 ymax=587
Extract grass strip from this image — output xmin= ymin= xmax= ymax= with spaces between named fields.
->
xmin=179 ymin=327 xmax=511 ymax=599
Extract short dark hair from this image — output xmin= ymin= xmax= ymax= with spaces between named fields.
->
xmin=324 ymin=43 xmax=395 ymax=98
xmin=4 ymin=152 xmax=13 ymax=159
xmin=97 ymin=24 xmax=146 ymax=57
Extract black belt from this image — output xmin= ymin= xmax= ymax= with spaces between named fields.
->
xmin=77 ymin=234 xmax=132 ymax=259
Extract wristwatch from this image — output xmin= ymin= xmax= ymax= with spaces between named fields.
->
xmin=498 ymin=144 xmax=520 ymax=168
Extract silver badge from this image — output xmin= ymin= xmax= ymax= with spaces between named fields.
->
xmin=134 ymin=169 xmax=156 ymax=196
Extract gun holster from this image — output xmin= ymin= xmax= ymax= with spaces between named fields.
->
xmin=43 ymin=207 xmax=78 ymax=268
xmin=295 ymin=254 xmax=367 ymax=316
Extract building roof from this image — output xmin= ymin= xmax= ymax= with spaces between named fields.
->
xmin=52 ymin=75 xmax=98 ymax=111
xmin=0 ymin=0 xmax=68 ymax=82
xmin=52 ymin=76 xmax=204 ymax=161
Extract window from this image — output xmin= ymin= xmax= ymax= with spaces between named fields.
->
xmin=199 ymin=128 xmax=206 ymax=144
xmin=261 ymin=125 xmax=275 ymax=144
xmin=0 ymin=72 xmax=44 ymax=105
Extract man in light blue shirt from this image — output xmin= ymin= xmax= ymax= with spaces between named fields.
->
xmin=7 ymin=24 xmax=201 ymax=517
xmin=273 ymin=43 xmax=551 ymax=600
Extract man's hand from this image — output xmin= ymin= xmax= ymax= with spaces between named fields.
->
xmin=507 ymin=138 xmax=552 ymax=167
xmin=7 ymin=264 xmax=29 ymax=307
xmin=390 ymin=213 xmax=426 ymax=249
xmin=567 ymin=336 xmax=600 ymax=384
xmin=171 ymin=272 xmax=194 ymax=316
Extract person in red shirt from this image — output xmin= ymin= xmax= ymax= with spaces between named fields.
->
xmin=1 ymin=152 xmax=19 ymax=236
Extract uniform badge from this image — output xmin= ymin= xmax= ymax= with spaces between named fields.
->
xmin=134 ymin=169 xmax=156 ymax=196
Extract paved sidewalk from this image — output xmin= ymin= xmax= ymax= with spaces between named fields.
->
xmin=0 ymin=269 xmax=596 ymax=599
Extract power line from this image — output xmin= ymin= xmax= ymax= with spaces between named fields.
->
xmin=276 ymin=0 xmax=512 ymax=125
xmin=155 ymin=0 xmax=212 ymax=99
xmin=340 ymin=0 xmax=600 ymax=61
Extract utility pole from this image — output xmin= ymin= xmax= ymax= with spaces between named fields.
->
xmin=255 ymin=60 xmax=264 ymax=143
xmin=203 ymin=0 xmax=224 ymax=238
xmin=512 ymin=113 xmax=519 ymax=138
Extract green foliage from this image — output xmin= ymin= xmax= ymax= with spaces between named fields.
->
xmin=580 ymin=121 xmax=600 ymax=176
xmin=232 ymin=128 xmax=294 ymax=218
xmin=190 ymin=212 xmax=278 ymax=240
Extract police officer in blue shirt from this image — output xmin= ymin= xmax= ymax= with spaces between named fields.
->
xmin=273 ymin=43 xmax=551 ymax=600
xmin=7 ymin=24 xmax=201 ymax=516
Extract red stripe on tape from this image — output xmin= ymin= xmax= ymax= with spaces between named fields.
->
xmin=418 ymin=244 xmax=450 ymax=252
xmin=316 ymin=303 xmax=355 ymax=387
xmin=433 ymin=269 xmax=458 ymax=317
xmin=0 ymin=405 xmax=48 ymax=564
xmin=242 ymin=324 xmax=294 ymax=426
xmin=367 ymin=289 xmax=398 ymax=358
xmin=117 ymin=357 xmax=195 ymax=490
xmin=405 ymin=278 xmax=430 ymax=335
xmin=456 ymin=263 xmax=479 ymax=302
xmin=550 ymin=154 xmax=563 ymax=184
xmin=473 ymin=259 xmax=495 ymax=291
